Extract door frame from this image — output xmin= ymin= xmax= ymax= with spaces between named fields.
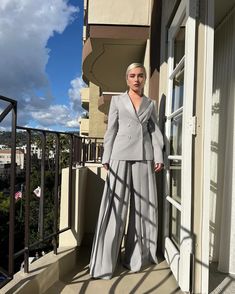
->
xmin=201 ymin=0 xmax=214 ymax=293
xmin=163 ymin=0 xmax=197 ymax=291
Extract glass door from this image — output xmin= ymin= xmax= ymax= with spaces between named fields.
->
xmin=163 ymin=0 xmax=196 ymax=291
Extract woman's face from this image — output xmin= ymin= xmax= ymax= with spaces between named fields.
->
xmin=126 ymin=67 xmax=146 ymax=94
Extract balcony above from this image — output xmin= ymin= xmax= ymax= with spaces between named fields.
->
xmin=80 ymin=87 xmax=90 ymax=111
xmin=82 ymin=0 xmax=151 ymax=92
xmin=83 ymin=34 xmax=148 ymax=93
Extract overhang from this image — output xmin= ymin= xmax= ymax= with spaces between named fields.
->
xmin=82 ymin=25 xmax=149 ymax=92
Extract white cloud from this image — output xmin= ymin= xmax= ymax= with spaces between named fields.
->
xmin=31 ymin=104 xmax=79 ymax=129
xmin=0 ymin=0 xmax=81 ymax=130
xmin=66 ymin=119 xmax=80 ymax=128
xmin=68 ymin=76 xmax=86 ymax=112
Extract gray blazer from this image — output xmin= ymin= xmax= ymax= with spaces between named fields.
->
xmin=102 ymin=92 xmax=164 ymax=164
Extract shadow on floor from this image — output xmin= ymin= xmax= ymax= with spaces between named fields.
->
xmin=47 ymin=246 xmax=183 ymax=294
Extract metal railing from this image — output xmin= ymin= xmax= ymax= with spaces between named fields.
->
xmin=0 ymin=95 xmax=17 ymax=287
xmin=0 ymin=95 xmax=103 ymax=288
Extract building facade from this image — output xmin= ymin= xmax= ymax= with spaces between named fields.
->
xmin=79 ymin=84 xmax=106 ymax=137
xmin=0 ymin=149 xmax=24 ymax=169
xmin=82 ymin=0 xmax=235 ymax=293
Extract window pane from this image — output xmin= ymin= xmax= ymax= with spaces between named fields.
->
xmin=170 ymin=113 xmax=182 ymax=155
xmin=170 ymin=205 xmax=181 ymax=248
xmin=172 ymin=70 xmax=184 ymax=113
xmin=170 ymin=160 xmax=181 ymax=203
xmin=174 ymin=26 xmax=185 ymax=68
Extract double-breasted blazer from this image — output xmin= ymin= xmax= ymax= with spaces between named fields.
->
xmin=102 ymin=92 xmax=164 ymax=165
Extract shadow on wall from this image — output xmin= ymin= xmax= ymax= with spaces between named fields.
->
xmin=83 ymin=167 xmax=105 ymax=245
xmin=209 ymin=8 xmax=235 ymax=291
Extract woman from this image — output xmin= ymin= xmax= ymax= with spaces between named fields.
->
xmin=89 ymin=63 xmax=164 ymax=279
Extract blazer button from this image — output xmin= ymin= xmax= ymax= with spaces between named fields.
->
xmin=128 ymin=135 xmax=131 ymax=139
xmin=128 ymin=124 xmax=130 ymax=127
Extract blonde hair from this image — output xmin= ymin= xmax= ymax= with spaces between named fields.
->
xmin=126 ymin=63 xmax=147 ymax=79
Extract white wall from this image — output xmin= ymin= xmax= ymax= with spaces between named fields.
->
xmin=210 ymin=7 xmax=235 ymax=274
xmin=88 ymin=0 xmax=152 ymax=26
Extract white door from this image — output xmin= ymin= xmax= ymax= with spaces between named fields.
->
xmin=163 ymin=0 xmax=197 ymax=291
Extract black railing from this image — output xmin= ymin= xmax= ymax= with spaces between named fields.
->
xmin=0 ymin=95 xmax=17 ymax=287
xmin=0 ymin=95 xmax=103 ymax=288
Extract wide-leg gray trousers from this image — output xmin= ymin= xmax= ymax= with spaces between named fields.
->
xmin=89 ymin=160 xmax=158 ymax=279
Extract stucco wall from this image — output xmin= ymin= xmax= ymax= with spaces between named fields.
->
xmin=88 ymin=0 xmax=152 ymax=26
xmin=88 ymin=82 xmax=106 ymax=138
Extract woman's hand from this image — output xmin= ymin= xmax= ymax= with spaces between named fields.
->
xmin=103 ymin=163 xmax=109 ymax=170
xmin=154 ymin=163 xmax=164 ymax=172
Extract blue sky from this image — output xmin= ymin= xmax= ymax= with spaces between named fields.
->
xmin=47 ymin=0 xmax=83 ymax=111
xmin=0 ymin=0 xmax=86 ymax=132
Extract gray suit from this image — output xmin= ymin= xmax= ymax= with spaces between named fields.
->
xmin=102 ymin=92 xmax=164 ymax=164
xmin=90 ymin=92 xmax=163 ymax=279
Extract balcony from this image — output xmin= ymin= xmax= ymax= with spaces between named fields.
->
xmin=0 ymin=95 xmax=182 ymax=293
xmin=79 ymin=117 xmax=89 ymax=136
xmin=80 ymin=87 xmax=90 ymax=111
xmin=82 ymin=0 xmax=151 ymax=93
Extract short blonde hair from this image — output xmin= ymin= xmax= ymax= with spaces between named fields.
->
xmin=126 ymin=63 xmax=147 ymax=79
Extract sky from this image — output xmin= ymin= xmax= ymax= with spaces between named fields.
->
xmin=0 ymin=0 xmax=86 ymax=132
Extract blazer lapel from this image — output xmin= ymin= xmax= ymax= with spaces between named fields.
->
xmin=138 ymin=95 xmax=152 ymax=122
xmin=121 ymin=92 xmax=140 ymax=122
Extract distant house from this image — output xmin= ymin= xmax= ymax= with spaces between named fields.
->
xmin=21 ymin=144 xmax=54 ymax=160
xmin=21 ymin=144 xmax=42 ymax=159
xmin=0 ymin=144 xmax=7 ymax=150
xmin=0 ymin=149 xmax=24 ymax=169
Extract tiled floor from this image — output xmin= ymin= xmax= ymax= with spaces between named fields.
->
xmin=44 ymin=247 xmax=183 ymax=294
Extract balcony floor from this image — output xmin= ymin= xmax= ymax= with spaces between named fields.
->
xmin=43 ymin=246 xmax=183 ymax=294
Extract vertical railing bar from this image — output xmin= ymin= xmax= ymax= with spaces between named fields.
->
xmin=82 ymin=137 xmax=86 ymax=166
xmin=39 ymin=132 xmax=46 ymax=240
xmin=53 ymin=134 xmax=60 ymax=254
xmin=68 ymin=135 xmax=73 ymax=228
xmin=88 ymin=140 xmax=90 ymax=162
xmin=78 ymin=137 xmax=82 ymax=164
xmin=24 ymin=130 xmax=31 ymax=273
xmin=94 ymin=138 xmax=97 ymax=162
xmin=73 ymin=136 xmax=76 ymax=163
xmin=100 ymin=142 xmax=103 ymax=162
xmin=8 ymin=101 xmax=17 ymax=277
xmin=74 ymin=136 xmax=78 ymax=164
xmin=92 ymin=139 xmax=94 ymax=162
xmin=90 ymin=140 xmax=92 ymax=162
xmin=89 ymin=140 xmax=92 ymax=161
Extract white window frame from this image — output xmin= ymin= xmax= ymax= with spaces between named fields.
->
xmin=163 ymin=0 xmax=197 ymax=291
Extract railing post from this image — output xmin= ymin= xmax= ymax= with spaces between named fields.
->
xmin=39 ymin=132 xmax=46 ymax=240
xmin=8 ymin=100 xmax=17 ymax=277
xmin=94 ymin=138 xmax=97 ymax=162
xmin=82 ymin=137 xmax=86 ymax=166
xmin=89 ymin=140 xmax=92 ymax=161
xmin=68 ymin=135 xmax=73 ymax=228
xmin=53 ymin=134 xmax=60 ymax=254
xmin=79 ymin=137 xmax=82 ymax=164
xmin=24 ymin=130 xmax=31 ymax=273
xmin=73 ymin=136 xmax=78 ymax=164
